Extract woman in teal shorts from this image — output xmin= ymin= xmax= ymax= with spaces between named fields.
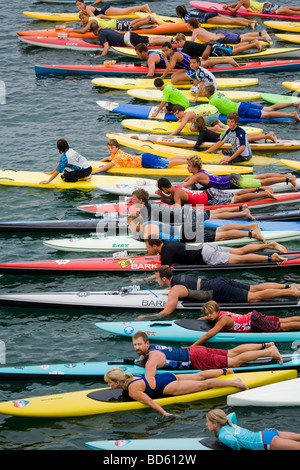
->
xmin=206 ymin=409 xmax=300 ymax=450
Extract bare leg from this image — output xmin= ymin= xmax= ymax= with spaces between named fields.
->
xmin=210 ymin=204 xmax=256 ymax=220
xmin=280 ymin=317 xmax=300 ymax=331
xmin=248 ymin=132 xmax=277 ymax=143
xmin=256 ymin=173 xmax=298 ymax=191
xmin=228 ymin=343 xmax=283 ymax=366
xmin=170 ymin=70 xmax=191 ymax=85
xmin=229 ymin=240 xmax=287 ymax=255
xmin=130 ymin=16 xmax=159 ymax=29
xmin=215 ymin=222 xmax=266 ymax=242
xmin=270 ymin=433 xmax=300 ymax=450
xmin=247 ymin=284 xmax=300 ymax=302
xmin=233 ymin=189 xmax=278 ymax=203
xmin=207 ymin=15 xmax=257 ymax=28
xmin=167 ymin=156 xmax=189 ymax=167
xmin=277 ymin=7 xmax=300 ymax=15
xmin=106 ymin=4 xmax=152 ymax=15
xmin=201 ymin=57 xmax=239 ymax=68
xmin=232 ymin=40 xmax=262 ymax=54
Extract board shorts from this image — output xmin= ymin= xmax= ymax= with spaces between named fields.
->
xmin=229 ymin=173 xmax=261 ymax=189
xmin=116 ymin=20 xmax=133 ymax=31
xmin=202 ymin=243 xmax=230 ymax=265
xmin=193 ymin=12 xmax=219 ymax=23
xmin=204 ymin=226 xmax=217 ymax=242
xmin=211 ymin=44 xmax=233 ymax=57
xmin=262 ymin=429 xmax=279 ymax=450
xmin=189 ymin=345 xmax=228 ymax=370
xmin=211 ymin=277 xmax=250 ymax=303
xmin=206 ymin=187 xmax=234 ymax=206
xmin=238 ymin=101 xmax=264 ymax=120
xmin=141 ymin=153 xmax=169 ymax=169
xmin=262 ymin=2 xmax=280 ymax=14
xmin=216 ymin=32 xmax=241 ymax=44
xmin=123 ymin=32 xmax=149 ymax=47
xmin=250 ymin=310 xmax=281 ymax=332
xmin=61 ymin=166 xmax=92 ymax=183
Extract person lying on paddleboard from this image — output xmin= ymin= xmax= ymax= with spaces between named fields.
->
xmin=150 ymin=78 xmax=190 ymax=119
xmin=40 ymin=139 xmax=92 ymax=184
xmin=75 ymin=0 xmax=153 ymax=19
xmin=88 ymin=23 xmax=169 ymax=57
xmin=131 ymin=187 xmax=257 ymax=223
xmin=181 ymin=154 xmax=298 ymax=191
xmin=203 ymin=84 xmax=300 ymax=122
xmin=92 ymin=138 xmax=190 ymax=173
xmin=135 ymin=266 xmax=300 ymax=319
xmin=186 ymin=17 xmax=271 ymax=45
xmin=206 ymin=409 xmax=300 ymax=450
xmin=143 ymin=237 xmax=287 ymax=271
xmin=66 ymin=10 xmax=159 ymax=34
xmin=190 ymin=115 xmax=279 ymax=152
xmin=127 ymin=212 xmax=268 ymax=244
xmin=224 ymin=0 xmax=300 ymax=17
xmin=104 ymin=367 xmax=248 ymax=417
xmin=191 ymin=300 xmax=300 ymax=346
xmin=159 ymin=42 xmax=239 ymax=83
xmin=131 ymin=330 xmax=284 ymax=374
xmin=171 ymin=101 xmax=227 ymax=135
xmin=156 ymin=177 xmax=279 ymax=208
xmin=175 ymin=4 xmax=258 ymax=28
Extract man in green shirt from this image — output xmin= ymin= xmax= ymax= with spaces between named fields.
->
xmin=203 ymin=84 xmax=300 ymax=122
xmin=151 ymin=78 xmax=190 ymax=119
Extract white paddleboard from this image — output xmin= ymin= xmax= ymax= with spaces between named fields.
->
xmin=227 ymin=377 xmax=300 ymax=406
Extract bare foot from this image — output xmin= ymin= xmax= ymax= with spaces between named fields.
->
xmin=271 ymin=253 xmax=288 ymax=262
xmin=265 ymin=132 xmax=277 ymax=143
xmin=242 ymin=208 xmax=256 ymax=221
xmin=233 ymin=378 xmax=249 ymax=390
xmin=291 ymin=110 xmax=300 ymax=122
xmin=269 ymin=345 xmax=283 ymax=364
xmin=142 ymin=4 xmax=152 ymax=13
xmin=252 ymin=228 xmax=266 ymax=243
xmin=265 ymin=189 xmax=277 ymax=200
xmin=289 ymin=174 xmax=298 ymax=191
xmin=267 ymin=241 xmax=287 ymax=253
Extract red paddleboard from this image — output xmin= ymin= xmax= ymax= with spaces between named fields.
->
xmin=17 ymin=23 xmax=188 ymax=38
xmin=34 ymin=60 xmax=300 ymax=76
xmin=1 ymin=252 xmax=300 ymax=274
xmin=77 ymin=193 xmax=300 ymax=215
xmin=190 ymin=1 xmax=300 ymax=20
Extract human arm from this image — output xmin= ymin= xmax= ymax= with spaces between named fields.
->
xmin=40 ymin=170 xmax=60 ymax=184
xmin=128 ymin=386 xmax=174 ymax=416
xmin=99 ymin=41 xmax=111 ymax=57
xmin=92 ymin=161 xmax=115 ymax=174
xmin=136 ymin=286 xmax=183 ymax=320
xmin=151 ymin=101 xmax=167 ymax=118
xmin=170 ymin=113 xmax=191 ymax=136
xmin=219 ymin=145 xmax=246 ymax=164
xmin=189 ymin=316 xmax=232 ymax=346
xmin=223 ymin=0 xmax=245 ymax=13
xmin=205 ymin=136 xmax=225 ymax=153
xmin=201 ymin=40 xmax=215 ymax=61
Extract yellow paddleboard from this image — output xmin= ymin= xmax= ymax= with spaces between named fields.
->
xmin=0 ymin=170 xmax=153 ymax=190
xmin=280 ymin=159 xmax=300 ymax=170
xmin=104 ymin=134 xmax=278 ymax=167
xmin=264 ymin=21 xmax=300 ymax=32
xmin=92 ymin=77 xmax=259 ymax=90
xmin=22 ymin=11 xmax=140 ymax=21
xmin=275 ymin=34 xmax=300 ymax=44
xmin=282 ymin=81 xmax=300 ymax=91
xmin=112 ymin=46 xmax=299 ymax=60
xmin=127 ymin=89 xmax=261 ymax=102
xmin=105 ymin=133 xmax=257 ymax=170
xmin=0 ymin=370 xmax=294 ymax=418
xmin=120 ymin=119 xmax=263 ymax=135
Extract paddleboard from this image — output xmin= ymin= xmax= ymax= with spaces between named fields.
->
xmin=0 ymin=218 xmax=128 ymax=233
xmin=280 ymin=159 xmax=300 ymax=171
xmin=42 ymin=231 xmax=300 ymax=252
xmin=126 ymin=88 xmax=262 ymax=102
xmin=85 ymin=437 xmax=227 ymax=451
xmin=0 ymin=370 xmax=294 ymax=418
xmin=97 ymin=177 xmax=300 ymax=198
xmin=98 ymin=100 xmax=300 ymax=123
xmin=116 ymin=131 xmax=300 ymax=151
xmin=264 ymin=21 xmax=300 ymax=32
xmin=91 ymin=77 xmax=259 ymax=90
xmin=260 ymin=92 xmax=300 ymax=104
xmin=78 ymin=192 xmax=300 ymax=214
xmin=190 ymin=1 xmax=300 ymax=20
xmin=275 ymin=33 xmax=300 ymax=44
xmin=120 ymin=120 xmax=263 ymax=135
xmin=134 ymin=12 xmax=242 ymax=28
xmin=34 ymin=60 xmax=300 ymax=76
xmin=103 ymin=133 xmax=270 ymax=167
xmin=0 ymin=288 xmax=300 ymax=310
xmin=282 ymin=81 xmax=300 ymax=91
xmin=1 ymin=354 xmax=299 ymax=382
xmin=19 ymin=36 xmax=106 ymax=51
xmin=0 ymin=170 xmax=153 ymax=190
xmin=227 ymin=377 xmax=300 ymax=406
xmin=22 ymin=11 xmax=139 ymax=21
xmin=17 ymin=23 xmax=189 ymax=38
xmin=112 ymin=45 xmax=300 ymax=60
xmin=96 ymin=319 xmax=300 ymax=344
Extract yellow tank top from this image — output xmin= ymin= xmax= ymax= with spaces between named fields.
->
xmin=247 ymin=0 xmax=264 ymax=13
xmin=112 ymin=149 xmax=142 ymax=168
xmin=88 ymin=17 xmax=117 ymax=29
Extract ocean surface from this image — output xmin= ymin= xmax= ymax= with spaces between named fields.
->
xmin=1 ymin=0 xmax=300 ymax=454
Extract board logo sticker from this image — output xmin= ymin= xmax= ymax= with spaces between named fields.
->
xmin=114 ymin=440 xmax=131 ymax=447
xmin=13 ymin=400 xmax=29 ymax=408
xmin=124 ymin=326 xmax=134 ymax=335
xmin=118 ymin=259 xmax=134 ymax=268
xmin=55 ymin=259 xmax=70 ymax=265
